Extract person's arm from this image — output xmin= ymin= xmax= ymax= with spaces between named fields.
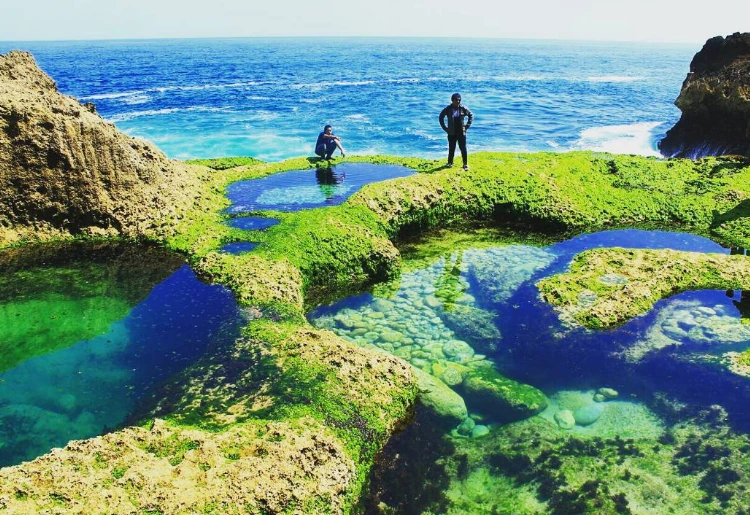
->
xmin=439 ymin=107 xmax=449 ymax=132
xmin=463 ymin=106 xmax=474 ymax=130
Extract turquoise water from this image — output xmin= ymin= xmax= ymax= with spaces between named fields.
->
xmin=0 ymin=38 xmax=694 ymax=160
xmin=309 ymin=229 xmax=750 ymax=513
xmin=0 ymin=244 xmax=244 ymax=466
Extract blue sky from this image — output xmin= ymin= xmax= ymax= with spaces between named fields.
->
xmin=2 ymin=0 xmax=748 ymax=43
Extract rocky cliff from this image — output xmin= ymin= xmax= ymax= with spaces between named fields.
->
xmin=0 ymin=51 xmax=203 ymax=246
xmin=659 ymin=32 xmax=750 ymax=158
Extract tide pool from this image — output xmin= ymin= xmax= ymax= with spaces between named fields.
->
xmin=0 ymin=243 xmax=244 ymax=466
xmin=309 ymin=229 xmax=750 ymax=514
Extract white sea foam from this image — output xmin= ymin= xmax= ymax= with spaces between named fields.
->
xmin=587 ymin=75 xmax=644 ymax=83
xmin=107 ymin=106 xmax=232 ymax=123
xmin=79 ymin=90 xmax=146 ymax=101
xmin=80 ymin=81 xmax=263 ymax=103
xmin=342 ymin=114 xmax=371 ymax=123
xmin=121 ymin=94 xmax=151 ymax=105
xmin=572 ymin=122 xmax=663 ymax=157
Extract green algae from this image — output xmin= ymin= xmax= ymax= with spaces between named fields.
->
xmin=0 ymin=242 xmax=183 ymax=373
xmin=9 ymin=150 xmax=750 ymax=513
xmin=370 ymin=402 xmax=750 ymax=514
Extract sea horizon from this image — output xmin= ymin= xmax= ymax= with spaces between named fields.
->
xmin=0 ymin=37 xmax=697 ymax=162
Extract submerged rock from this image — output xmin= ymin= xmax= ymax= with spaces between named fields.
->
xmin=412 ymin=366 xmax=468 ymax=424
xmin=659 ymin=32 xmax=750 ymax=158
xmin=573 ymin=402 xmax=605 ymax=426
xmin=439 ymin=304 xmax=503 ymax=355
xmin=461 ymin=367 xmax=547 ymax=422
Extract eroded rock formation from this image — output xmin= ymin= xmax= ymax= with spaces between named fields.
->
xmin=659 ymin=32 xmax=750 ymax=158
xmin=0 ymin=51 xmax=202 ymax=246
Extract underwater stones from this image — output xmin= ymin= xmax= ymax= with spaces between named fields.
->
xmin=471 ymin=424 xmax=490 ymax=438
xmin=573 ymin=402 xmax=605 ymax=426
xmin=370 ymin=298 xmax=394 ymax=313
xmin=442 ymin=339 xmax=475 ymax=363
xmin=465 ymin=246 xmax=557 ymax=305
xmin=457 ymin=416 xmax=476 ymax=436
xmin=411 ymin=366 xmax=468 ymax=424
xmin=598 ymin=387 xmax=618 ymax=399
xmin=461 ymin=368 xmax=547 ymax=422
xmin=554 ymin=409 xmax=576 ymax=430
xmin=439 ymin=304 xmax=502 ymax=355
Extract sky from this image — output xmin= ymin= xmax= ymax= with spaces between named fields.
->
xmin=2 ymin=0 xmax=748 ymax=44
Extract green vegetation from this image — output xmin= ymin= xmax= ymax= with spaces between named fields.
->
xmin=537 ymin=247 xmax=750 ymax=328
xmin=7 ymin=151 xmax=750 ymax=513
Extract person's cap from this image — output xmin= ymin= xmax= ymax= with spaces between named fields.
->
xmin=451 ymin=93 xmax=461 ymax=101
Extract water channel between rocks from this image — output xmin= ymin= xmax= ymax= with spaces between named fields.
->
xmin=308 ymin=228 xmax=750 ymax=514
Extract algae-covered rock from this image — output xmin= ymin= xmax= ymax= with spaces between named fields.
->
xmin=461 ymin=367 xmax=547 ymax=422
xmin=0 ymin=417 xmax=357 ymax=514
xmin=554 ymin=409 xmax=576 ymax=429
xmin=412 ymin=366 xmax=468 ymax=424
xmin=538 ymin=247 xmax=750 ymax=329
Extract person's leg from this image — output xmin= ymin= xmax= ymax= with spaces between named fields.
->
xmin=447 ymin=134 xmax=457 ymax=165
xmin=457 ymin=134 xmax=468 ymax=167
xmin=324 ymin=140 xmax=337 ymax=159
xmin=315 ymin=143 xmax=326 ymax=158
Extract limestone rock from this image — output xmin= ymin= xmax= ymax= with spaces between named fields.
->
xmin=0 ymin=51 xmax=203 ymax=246
xmin=659 ymin=32 xmax=750 ymax=158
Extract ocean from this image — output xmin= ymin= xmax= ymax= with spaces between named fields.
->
xmin=0 ymin=37 xmax=696 ymax=161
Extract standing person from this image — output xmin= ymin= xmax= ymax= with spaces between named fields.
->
xmin=315 ymin=124 xmax=346 ymax=160
xmin=439 ymin=93 xmax=473 ymax=170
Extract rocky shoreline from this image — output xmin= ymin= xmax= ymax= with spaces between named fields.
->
xmin=3 ymin=43 xmax=750 ymax=513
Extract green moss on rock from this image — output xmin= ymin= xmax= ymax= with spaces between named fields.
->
xmin=462 ymin=367 xmax=547 ymax=422
xmin=538 ymin=247 xmax=750 ymax=329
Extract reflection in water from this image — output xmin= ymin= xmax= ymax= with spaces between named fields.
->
xmin=309 ymin=229 xmax=750 ymax=514
xmin=226 ymin=163 xmax=415 ymax=213
xmin=315 ymin=166 xmax=347 ymax=203
xmin=0 ymin=243 xmax=243 ymax=466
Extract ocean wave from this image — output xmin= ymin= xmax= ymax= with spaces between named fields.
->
xmin=108 ymin=106 xmax=232 ymax=123
xmin=290 ymin=80 xmax=376 ymax=90
xmin=342 ymin=114 xmax=371 ymax=123
xmin=586 ymin=75 xmax=644 ymax=83
xmin=572 ymin=122 xmax=663 ymax=157
xmin=79 ymin=81 xmax=265 ymax=103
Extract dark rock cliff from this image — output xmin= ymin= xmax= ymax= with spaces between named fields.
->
xmin=659 ymin=32 xmax=750 ymax=158
xmin=0 ymin=51 xmax=203 ymax=246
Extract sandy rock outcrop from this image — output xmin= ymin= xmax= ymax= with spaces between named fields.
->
xmin=0 ymin=51 xmax=202 ymax=246
xmin=659 ymin=32 xmax=750 ymax=158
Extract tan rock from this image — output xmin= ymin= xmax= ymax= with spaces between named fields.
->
xmin=0 ymin=51 xmax=203 ymax=246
